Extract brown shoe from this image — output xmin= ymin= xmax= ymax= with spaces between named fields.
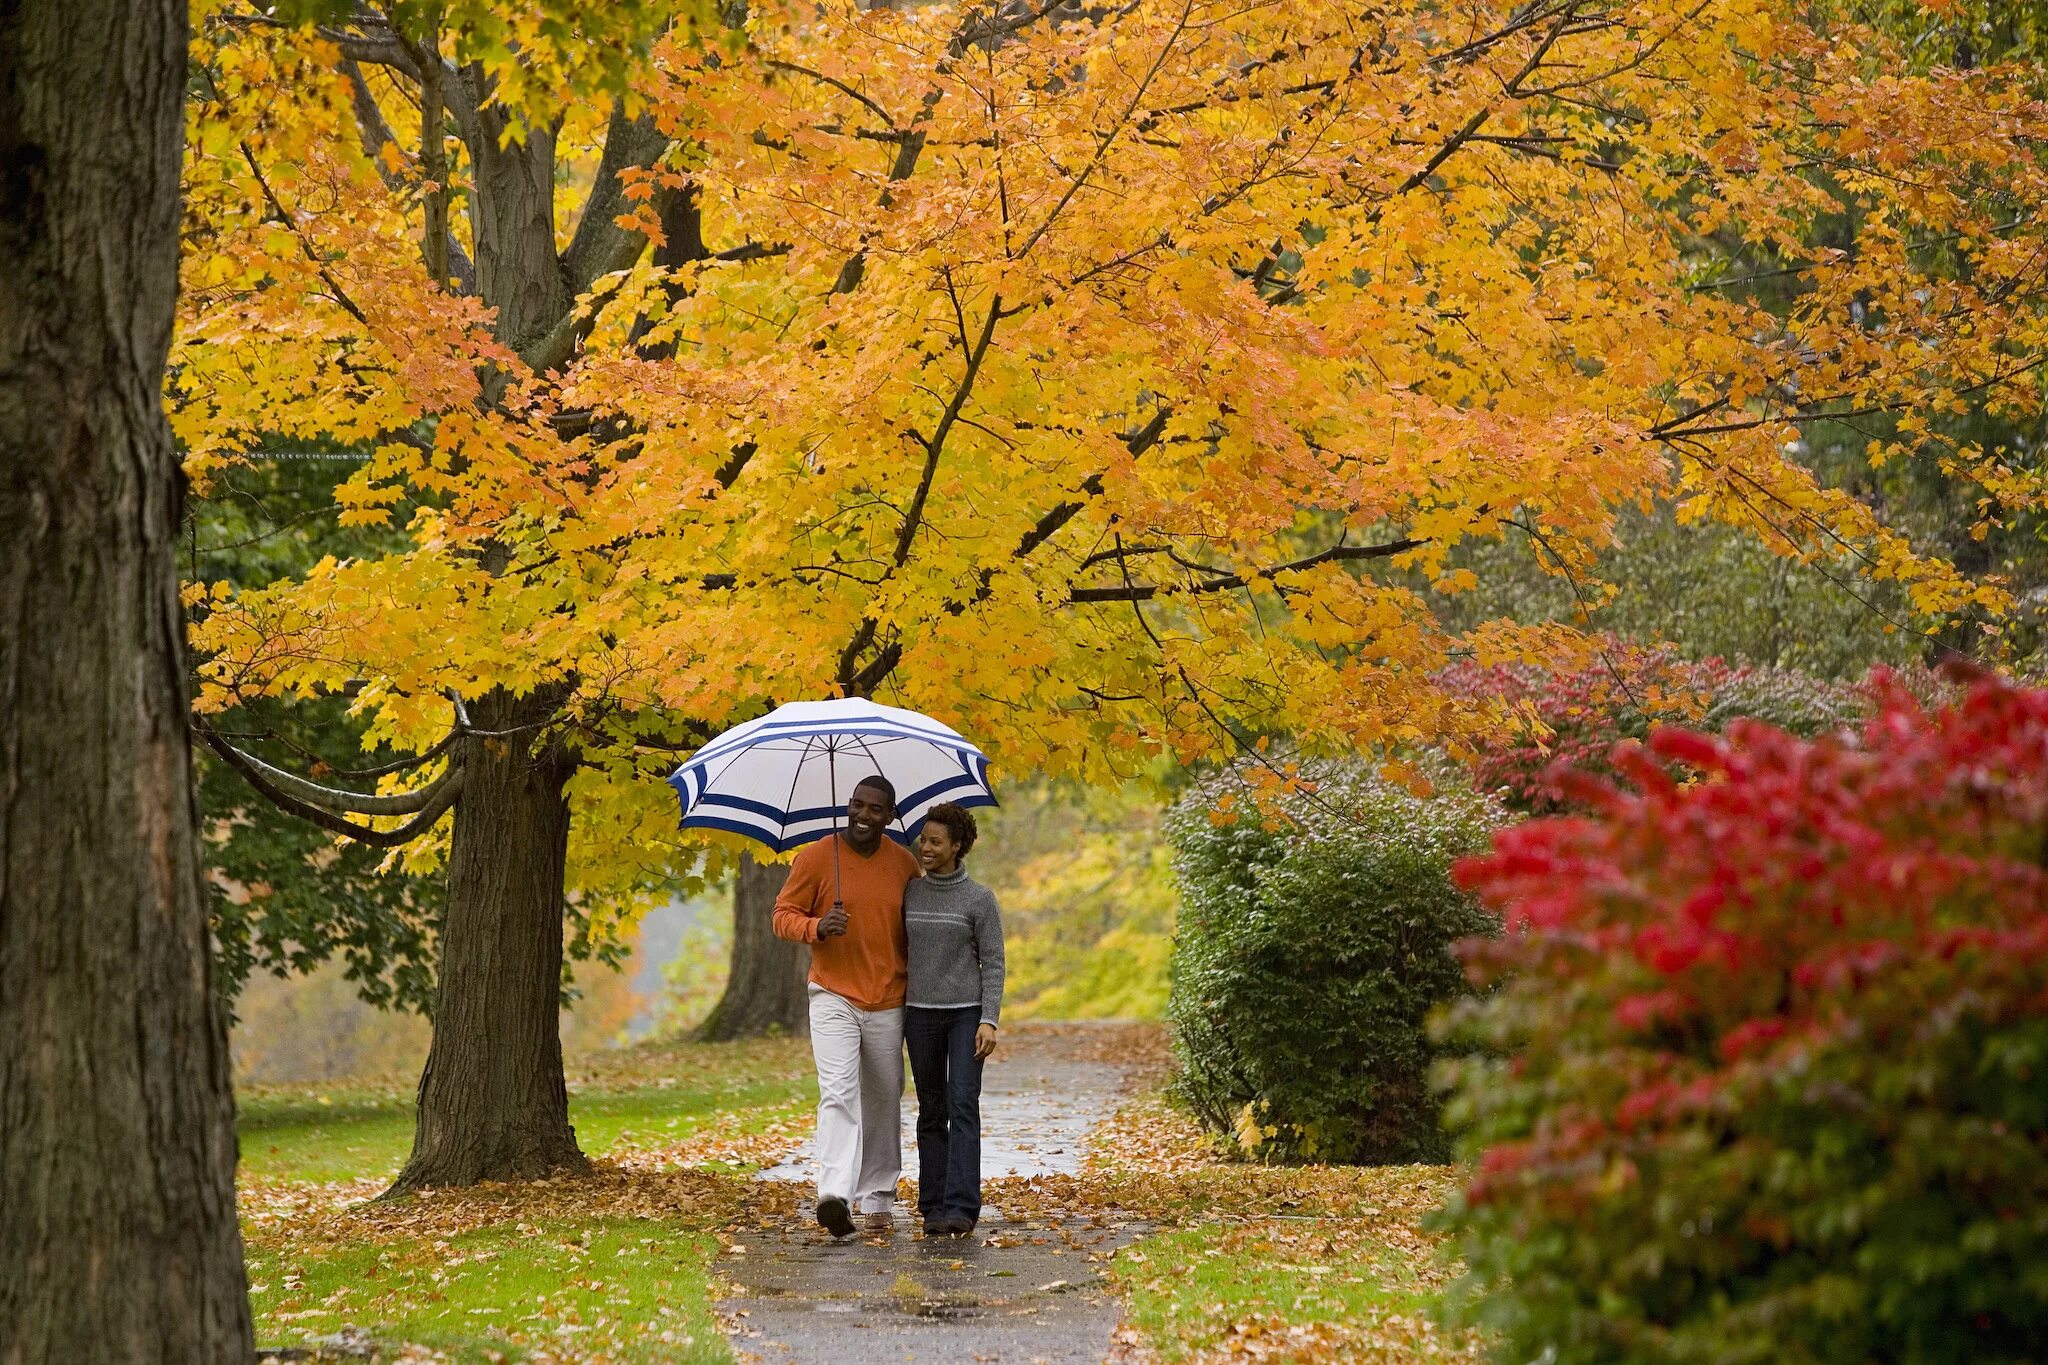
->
xmin=863 ymin=1210 xmax=893 ymax=1236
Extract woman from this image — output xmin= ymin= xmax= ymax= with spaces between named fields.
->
xmin=903 ymin=801 xmax=1005 ymax=1237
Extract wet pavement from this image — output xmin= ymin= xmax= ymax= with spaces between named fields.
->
xmin=755 ymin=1027 xmax=1126 ymax=1186
xmin=724 ymin=1025 xmax=1147 ymax=1364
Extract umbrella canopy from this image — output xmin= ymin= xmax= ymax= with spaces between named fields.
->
xmin=667 ymin=698 xmax=996 ymax=853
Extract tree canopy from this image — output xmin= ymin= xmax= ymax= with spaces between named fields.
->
xmin=185 ymin=0 xmax=2048 ymax=757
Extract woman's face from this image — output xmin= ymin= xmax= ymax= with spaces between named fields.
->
xmin=917 ymin=822 xmax=961 ymax=872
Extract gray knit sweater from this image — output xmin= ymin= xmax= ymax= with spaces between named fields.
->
xmin=903 ymin=866 xmax=1005 ymax=1026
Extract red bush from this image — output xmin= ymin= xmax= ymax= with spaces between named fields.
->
xmin=1433 ymin=670 xmax=2048 ymax=1362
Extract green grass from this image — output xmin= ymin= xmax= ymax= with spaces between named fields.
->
xmin=1114 ymin=1221 xmax=1456 ymax=1361
xmin=248 ymin=1217 xmax=730 ymax=1364
xmin=240 ymin=1036 xmax=816 ymax=1361
xmin=239 ymin=1075 xmax=812 ymax=1185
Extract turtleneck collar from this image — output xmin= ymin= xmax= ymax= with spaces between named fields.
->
xmin=924 ymin=863 xmax=970 ymax=885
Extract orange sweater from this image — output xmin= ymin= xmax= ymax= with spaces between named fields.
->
xmin=771 ymin=835 xmax=920 ymax=1010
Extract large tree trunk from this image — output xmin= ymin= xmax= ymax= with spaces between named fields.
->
xmin=389 ymin=686 xmax=590 ymax=1193
xmin=0 ymin=0 xmax=254 ymax=1358
xmin=694 ymin=855 xmax=810 ymax=1041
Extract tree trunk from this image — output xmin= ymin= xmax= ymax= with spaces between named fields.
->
xmin=389 ymin=687 xmax=590 ymax=1193
xmin=0 ymin=0 xmax=254 ymax=1358
xmin=694 ymin=855 xmax=810 ymax=1041
xmin=469 ymin=107 xmax=568 ymax=355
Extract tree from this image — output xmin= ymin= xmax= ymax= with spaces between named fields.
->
xmin=692 ymin=854 xmax=808 ymax=1041
xmin=0 ymin=0 xmax=253 ymax=1357
xmin=177 ymin=0 xmax=2048 ymax=1189
xmin=181 ymin=0 xmax=714 ymax=1192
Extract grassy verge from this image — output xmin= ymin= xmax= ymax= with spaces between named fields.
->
xmin=1113 ymin=1219 xmax=1473 ymax=1362
xmin=240 ymin=1035 xmax=813 ymax=1362
xmin=248 ymin=1215 xmax=728 ymax=1363
xmin=1076 ymin=1085 xmax=1484 ymax=1363
xmin=240 ymin=1035 xmax=814 ymax=1186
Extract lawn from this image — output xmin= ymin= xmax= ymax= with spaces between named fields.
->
xmin=240 ymin=1035 xmax=814 ymax=1362
xmin=240 ymin=1056 xmax=812 ymax=1186
xmin=1079 ymin=1083 xmax=1484 ymax=1363
xmin=1114 ymin=1218 xmax=1477 ymax=1362
xmin=247 ymin=1216 xmax=729 ymax=1364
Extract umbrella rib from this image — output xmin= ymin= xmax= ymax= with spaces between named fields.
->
xmin=845 ymin=732 xmax=907 ymax=836
xmin=778 ymin=733 xmax=817 ymax=848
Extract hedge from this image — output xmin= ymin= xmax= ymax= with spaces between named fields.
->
xmin=1165 ymin=759 xmax=1501 ymax=1164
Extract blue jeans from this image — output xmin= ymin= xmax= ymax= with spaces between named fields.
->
xmin=904 ymin=1006 xmax=983 ymax=1224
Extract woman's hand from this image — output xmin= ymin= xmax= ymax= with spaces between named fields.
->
xmin=974 ymin=1023 xmax=998 ymax=1060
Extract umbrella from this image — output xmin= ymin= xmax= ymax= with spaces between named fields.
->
xmin=667 ymin=698 xmax=997 ymax=906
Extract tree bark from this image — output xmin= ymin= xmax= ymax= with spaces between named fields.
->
xmin=694 ymin=855 xmax=810 ymax=1042
xmin=0 ymin=0 xmax=254 ymax=1358
xmin=388 ymin=686 xmax=590 ymax=1193
xmin=469 ymin=105 xmax=568 ymax=356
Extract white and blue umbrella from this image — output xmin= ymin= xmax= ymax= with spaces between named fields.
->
xmin=667 ymin=698 xmax=996 ymax=855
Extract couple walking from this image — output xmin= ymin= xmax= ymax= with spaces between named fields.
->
xmin=771 ymin=775 xmax=1006 ymax=1239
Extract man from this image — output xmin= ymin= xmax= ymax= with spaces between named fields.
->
xmin=772 ymin=774 xmax=920 ymax=1238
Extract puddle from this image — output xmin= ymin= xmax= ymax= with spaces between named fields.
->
xmin=905 ymin=1301 xmax=983 ymax=1322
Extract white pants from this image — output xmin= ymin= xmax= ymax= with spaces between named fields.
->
xmin=807 ymin=986 xmax=904 ymax=1213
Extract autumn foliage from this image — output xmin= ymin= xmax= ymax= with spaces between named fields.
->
xmin=1439 ymin=646 xmax=1869 ymax=812
xmin=181 ymin=0 xmax=2048 ymax=817
xmin=1436 ymin=672 xmax=2048 ymax=1361
xmin=171 ymin=0 xmax=2048 ymax=1187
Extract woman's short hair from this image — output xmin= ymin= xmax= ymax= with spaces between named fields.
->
xmin=923 ymin=802 xmax=978 ymax=858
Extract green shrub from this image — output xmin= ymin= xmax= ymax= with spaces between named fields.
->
xmin=1165 ymin=760 xmax=1502 ymax=1163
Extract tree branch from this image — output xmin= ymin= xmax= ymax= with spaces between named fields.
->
xmin=241 ymin=143 xmax=371 ymax=326
xmin=837 ymin=287 xmax=1006 ymax=690
xmin=766 ymin=59 xmax=899 ymax=129
xmin=1014 ymin=0 xmax=1193 ymax=258
xmin=335 ymin=5 xmax=479 ymax=144
xmin=843 ymin=403 xmax=1175 ymax=699
xmin=564 ymin=106 xmax=673 ymax=297
xmin=339 ymin=55 xmax=476 ymax=292
xmin=196 ymin=721 xmax=464 ymax=815
xmin=216 ymin=711 xmax=462 ymax=780
xmin=893 ymin=285 xmax=1003 ymax=568
xmin=1067 ymin=536 xmax=1421 ymax=603
xmin=1010 ymin=405 xmax=1171 ymax=560
xmin=196 ymin=724 xmax=466 ymax=847
xmin=411 ymin=17 xmax=452 ymax=290
xmin=827 ymin=0 xmax=1068 ymax=295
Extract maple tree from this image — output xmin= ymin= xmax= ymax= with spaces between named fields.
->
xmin=179 ymin=0 xmax=2048 ymax=1186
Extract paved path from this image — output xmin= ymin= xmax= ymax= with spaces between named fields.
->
xmin=723 ymin=1024 xmax=1147 ymax=1365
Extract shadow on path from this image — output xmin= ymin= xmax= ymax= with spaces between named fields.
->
xmin=723 ymin=1023 xmax=1150 ymax=1364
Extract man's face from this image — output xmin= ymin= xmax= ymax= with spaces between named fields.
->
xmin=846 ymin=784 xmax=894 ymax=845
